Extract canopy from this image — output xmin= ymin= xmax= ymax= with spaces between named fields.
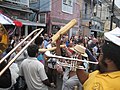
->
xmin=16 ymin=19 xmax=46 ymax=27
xmin=0 ymin=13 xmax=15 ymax=25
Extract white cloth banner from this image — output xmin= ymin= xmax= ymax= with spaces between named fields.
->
xmin=0 ymin=13 xmax=15 ymax=25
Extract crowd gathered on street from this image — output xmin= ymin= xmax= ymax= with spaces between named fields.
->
xmin=0 ymin=26 xmax=120 ymax=90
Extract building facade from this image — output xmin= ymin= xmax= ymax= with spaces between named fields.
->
xmin=102 ymin=0 xmax=120 ymax=32
xmin=78 ymin=0 xmax=103 ymax=37
xmin=78 ymin=0 xmax=120 ymax=37
xmin=0 ymin=0 xmax=46 ymax=36
xmin=30 ymin=0 xmax=81 ymax=37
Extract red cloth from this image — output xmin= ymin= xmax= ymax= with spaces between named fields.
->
xmin=13 ymin=20 xmax=23 ymax=27
xmin=68 ymin=48 xmax=74 ymax=54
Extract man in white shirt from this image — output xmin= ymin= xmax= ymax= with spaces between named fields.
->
xmin=19 ymin=44 xmax=53 ymax=90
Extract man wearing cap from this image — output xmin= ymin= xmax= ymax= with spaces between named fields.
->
xmin=61 ymin=45 xmax=84 ymax=90
xmin=55 ymin=39 xmax=88 ymax=90
xmin=76 ymin=27 xmax=120 ymax=90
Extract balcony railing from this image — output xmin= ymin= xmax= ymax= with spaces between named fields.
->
xmin=5 ymin=0 xmax=29 ymax=6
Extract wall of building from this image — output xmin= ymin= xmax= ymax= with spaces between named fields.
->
xmin=0 ymin=1 xmax=39 ymax=36
xmin=50 ymin=0 xmax=80 ymax=37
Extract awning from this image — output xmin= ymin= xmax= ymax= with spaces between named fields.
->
xmin=0 ymin=13 xmax=23 ymax=27
xmin=17 ymin=19 xmax=46 ymax=27
xmin=0 ymin=13 xmax=15 ymax=25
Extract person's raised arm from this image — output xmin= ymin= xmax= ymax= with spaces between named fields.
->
xmin=55 ymin=37 xmax=61 ymax=56
xmin=63 ymin=46 xmax=72 ymax=57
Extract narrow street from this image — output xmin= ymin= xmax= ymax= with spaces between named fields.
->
xmin=1 ymin=0 xmax=120 ymax=90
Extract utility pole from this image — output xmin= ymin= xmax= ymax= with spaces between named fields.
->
xmin=110 ymin=0 xmax=115 ymax=31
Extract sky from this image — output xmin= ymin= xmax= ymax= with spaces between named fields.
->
xmin=115 ymin=0 xmax=120 ymax=8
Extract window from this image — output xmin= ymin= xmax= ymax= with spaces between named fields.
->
xmin=52 ymin=25 xmax=60 ymax=34
xmin=39 ymin=13 xmax=46 ymax=23
xmin=30 ymin=0 xmax=38 ymax=3
xmin=62 ymin=0 xmax=73 ymax=14
xmin=63 ymin=0 xmax=72 ymax=6
xmin=85 ymin=3 xmax=87 ymax=15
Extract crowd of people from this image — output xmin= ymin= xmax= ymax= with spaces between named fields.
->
xmin=0 ymin=27 xmax=120 ymax=90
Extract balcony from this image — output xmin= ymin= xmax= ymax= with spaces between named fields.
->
xmin=5 ymin=0 xmax=29 ymax=6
